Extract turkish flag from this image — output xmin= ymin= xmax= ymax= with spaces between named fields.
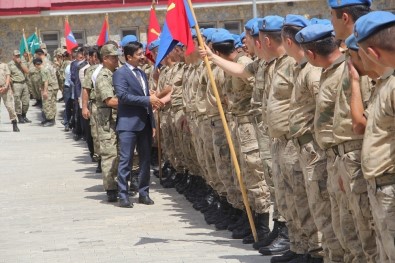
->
xmin=146 ymin=5 xmax=161 ymax=62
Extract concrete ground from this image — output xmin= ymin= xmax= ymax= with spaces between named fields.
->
xmin=0 ymin=101 xmax=272 ymax=263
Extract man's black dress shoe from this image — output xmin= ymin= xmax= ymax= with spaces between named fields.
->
xmin=106 ymin=190 xmax=118 ymax=202
xmin=139 ymin=195 xmax=154 ymax=205
xmin=119 ymin=198 xmax=133 ymax=208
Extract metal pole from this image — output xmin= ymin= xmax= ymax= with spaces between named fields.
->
xmin=252 ymin=0 xmax=257 ymax=18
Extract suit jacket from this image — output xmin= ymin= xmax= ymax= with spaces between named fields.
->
xmin=113 ymin=64 xmax=155 ymax=132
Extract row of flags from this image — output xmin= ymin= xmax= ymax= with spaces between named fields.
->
xmin=19 ymin=0 xmax=196 ymax=67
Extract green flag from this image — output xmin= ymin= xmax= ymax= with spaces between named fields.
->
xmin=19 ymin=33 xmax=40 ymax=55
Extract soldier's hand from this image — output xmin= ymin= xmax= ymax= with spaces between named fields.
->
xmin=0 ymin=87 xmax=6 ymax=94
xmin=338 ymin=175 xmax=346 ymax=193
xmin=150 ymin=94 xmax=164 ymax=110
xmin=152 ymin=128 xmax=156 ymax=138
xmin=82 ymin=107 xmax=90 ymax=120
xmin=199 ymin=43 xmax=213 ymax=60
xmin=42 ymin=91 xmax=48 ymax=100
xmin=347 ymin=59 xmax=360 ymax=82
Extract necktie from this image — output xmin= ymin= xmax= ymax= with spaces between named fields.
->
xmin=133 ymin=68 xmax=146 ymax=95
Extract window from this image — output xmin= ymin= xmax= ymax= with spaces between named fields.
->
xmin=121 ymin=28 xmax=139 ymax=40
xmin=73 ymin=30 xmax=86 ymax=47
xmin=199 ymin=22 xmax=217 ymax=29
xmin=224 ymin=21 xmax=241 ymax=34
xmin=41 ymin=31 xmax=59 ymax=57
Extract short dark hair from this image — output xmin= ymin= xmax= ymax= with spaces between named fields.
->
xmin=281 ymin=25 xmax=303 ymax=43
xmin=123 ymin=41 xmax=143 ymax=59
xmin=212 ymin=40 xmax=235 ymax=56
xmin=300 ymin=35 xmax=338 ymax=57
xmin=260 ymin=31 xmax=283 ymax=44
xmin=88 ymin=47 xmax=101 ymax=62
xmin=359 ymin=23 xmax=395 ymax=52
xmin=334 ymin=5 xmax=371 ymax=22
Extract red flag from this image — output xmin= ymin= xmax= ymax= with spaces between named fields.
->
xmin=146 ymin=4 xmax=161 ymax=62
xmin=165 ymin=0 xmax=195 ymax=55
xmin=64 ymin=18 xmax=78 ymax=53
xmin=97 ymin=15 xmax=109 ymax=46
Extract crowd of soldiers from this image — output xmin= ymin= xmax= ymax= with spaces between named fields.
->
xmin=2 ymin=0 xmax=395 ymax=262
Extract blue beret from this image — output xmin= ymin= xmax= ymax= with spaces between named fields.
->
xmin=148 ymin=39 xmax=160 ymax=51
xmin=232 ymin=34 xmax=242 ymax=48
xmin=250 ymin=18 xmax=263 ymax=36
xmin=202 ymin=28 xmax=216 ymax=42
xmin=310 ymin=18 xmax=332 ymax=25
xmin=240 ymin=31 xmax=246 ymax=40
xmin=245 ymin=18 xmax=258 ymax=31
xmin=283 ymin=14 xmax=310 ymax=28
xmin=211 ymin=32 xmax=235 ymax=44
xmin=120 ymin=35 xmax=138 ymax=47
xmin=295 ymin=24 xmax=334 ymax=43
xmin=345 ymin=34 xmax=359 ymax=50
xmin=327 ymin=0 xmax=371 ymax=9
xmin=354 ymin=11 xmax=395 ymax=43
xmin=142 ymin=42 xmax=147 ymax=51
xmin=206 ymin=28 xmax=229 ymax=43
xmin=259 ymin=15 xmax=284 ymax=32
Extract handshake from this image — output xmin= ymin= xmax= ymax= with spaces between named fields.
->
xmin=149 ymin=87 xmax=173 ymax=111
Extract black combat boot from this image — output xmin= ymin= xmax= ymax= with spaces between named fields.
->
xmin=17 ymin=114 xmax=25 ymax=124
xmin=22 ymin=114 xmax=31 ymax=123
xmin=242 ymin=212 xmax=270 ymax=244
xmin=12 ymin=120 xmax=20 ymax=132
xmin=43 ymin=119 xmax=55 ymax=127
xmin=106 ymin=190 xmax=118 ymax=202
xmin=259 ymin=221 xmax=290 ymax=256
xmin=253 ymin=219 xmax=280 ymax=250
xmin=96 ymin=159 xmax=102 ymax=173
xmin=231 ymin=212 xmax=252 ymax=239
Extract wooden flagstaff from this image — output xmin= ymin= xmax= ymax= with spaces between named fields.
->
xmin=151 ymin=0 xmax=163 ymax=181
xmin=185 ymin=0 xmax=258 ymax=242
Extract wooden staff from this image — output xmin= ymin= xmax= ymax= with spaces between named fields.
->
xmin=186 ymin=0 xmax=258 ymax=242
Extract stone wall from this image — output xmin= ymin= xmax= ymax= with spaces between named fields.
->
xmin=0 ymin=0 xmax=393 ymax=60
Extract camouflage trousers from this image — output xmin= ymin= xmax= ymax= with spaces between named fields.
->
xmin=296 ymin=138 xmax=344 ymax=261
xmin=326 ymin=149 xmax=363 ymax=263
xmin=253 ymin=118 xmax=282 ymax=221
xmin=183 ymin=113 xmax=203 ymax=176
xmin=233 ymin=115 xmax=271 ymax=213
xmin=28 ymin=74 xmax=42 ymax=100
xmin=12 ymin=82 xmax=30 ymax=115
xmin=337 ymin=146 xmax=378 ymax=262
xmin=170 ymin=108 xmax=189 ymax=171
xmin=0 ymin=88 xmax=17 ymax=121
xmin=42 ymin=88 xmax=58 ymax=120
xmin=271 ymin=137 xmax=308 ymax=254
xmin=189 ymin=114 xmax=211 ymax=181
xmin=89 ymin=102 xmax=101 ymax=157
xmin=367 ymin=178 xmax=395 ymax=263
xmin=97 ymin=108 xmax=118 ymax=191
xmin=160 ymin=110 xmax=178 ymax=171
xmin=199 ymin=117 xmax=226 ymax=196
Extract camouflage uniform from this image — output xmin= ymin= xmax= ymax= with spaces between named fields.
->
xmin=28 ymin=61 xmax=42 ymax=100
xmin=333 ymin=54 xmax=377 ymax=262
xmin=226 ymin=54 xmax=270 ymax=213
xmin=95 ymin=67 xmax=118 ymax=191
xmin=195 ymin=62 xmax=225 ymax=195
xmin=362 ymin=71 xmax=395 ymax=263
xmin=315 ymin=54 xmax=360 ymax=263
xmin=8 ymin=60 xmax=30 ymax=116
xmin=290 ymin=59 xmax=343 ymax=261
xmin=267 ymin=54 xmax=307 ymax=254
xmin=0 ymin=63 xmax=17 ymax=121
xmin=83 ymin=64 xmax=101 ymax=157
xmin=40 ymin=61 xmax=59 ymax=120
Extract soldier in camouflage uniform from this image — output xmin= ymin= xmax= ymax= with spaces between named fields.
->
xmin=8 ymin=50 xmax=31 ymax=124
xmin=354 ymin=11 xmax=395 ymax=263
xmin=283 ymin=15 xmax=342 ymax=263
xmin=0 ymin=55 xmax=19 ymax=132
xmin=328 ymin=1 xmax=378 ymax=262
xmin=34 ymin=49 xmax=59 ymax=127
xmin=82 ymin=47 xmax=102 ymax=173
xmin=28 ymin=52 xmax=43 ymax=107
xmin=297 ymin=23 xmax=360 ymax=262
xmin=94 ymin=44 xmax=119 ymax=202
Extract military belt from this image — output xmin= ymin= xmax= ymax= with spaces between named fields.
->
xmin=293 ymin=132 xmax=314 ymax=147
xmin=13 ymin=80 xmax=26 ymax=84
xmin=335 ymin=140 xmax=363 ymax=156
xmin=375 ymin=173 xmax=395 ymax=187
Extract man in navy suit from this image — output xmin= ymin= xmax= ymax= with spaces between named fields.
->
xmin=113 ymin=41 xmax=164 ymax=208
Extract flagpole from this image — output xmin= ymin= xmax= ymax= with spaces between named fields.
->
xmin=185 ymin=0 xmax=258 ymax=242
xmin=22 ymin=28 xmax=31 ymax=62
